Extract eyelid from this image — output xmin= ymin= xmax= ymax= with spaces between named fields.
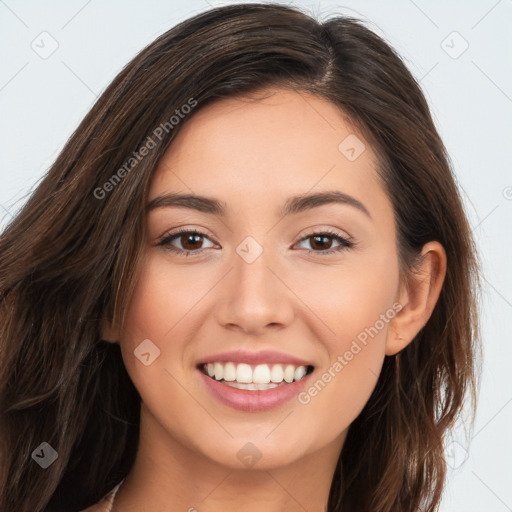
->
xmin=297 ymin=226 xmax=354 ymax=244
xmin=295 ymin=228 xmax=355 ymax=254
xmin=158 ymin=226 xmax=356 ymax=257
xmin=159 ymin=225 xmax=353 ymax=244
xmin=158 ymin=224 xmax=217 ymax=242
xmin=158 ymin=228 xmax=218 ymax=251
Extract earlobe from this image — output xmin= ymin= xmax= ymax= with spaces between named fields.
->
xmin=386 ymin=241 xmax=447 ymax=356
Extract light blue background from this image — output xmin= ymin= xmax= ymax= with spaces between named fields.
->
xmin=1 ymin=1 xmax=511 ymax=510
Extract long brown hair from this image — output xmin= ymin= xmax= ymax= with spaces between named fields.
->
xmin=0 ymin=4 xmax=481 ymax=511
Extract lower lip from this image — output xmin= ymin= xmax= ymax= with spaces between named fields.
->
xmin=198 ymin=369 xmax=313 ymax=412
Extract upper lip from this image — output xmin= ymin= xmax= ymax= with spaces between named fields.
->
xmin=198 ymin=350 xmax=314 ymax=367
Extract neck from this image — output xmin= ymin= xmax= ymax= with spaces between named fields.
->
xmin=113 ymin=403 xmax=345 ymax=512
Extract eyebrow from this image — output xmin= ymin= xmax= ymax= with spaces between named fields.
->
xmin=146 ymin=190 xmax=371 ymax=219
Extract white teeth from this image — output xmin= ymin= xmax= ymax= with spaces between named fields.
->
xmin=223 ymin=381 xmax=280 ymax=390
xmin=253 ymin=364 xmax=271 ymax=384
xmin=270 ymin=364 xmax=284 ymax=383
xmin=284 ymin=364 xmax=295 ymax=383
xmin=257 ymin=382 xmax=277 ymax=390
xmin=214 ymin=362 xmax=223 ymax=381
xmin=202 ymin=362 xmax=311 ymax=385
xmin=223 ymin=362 xmax=236 ymax=381
xmin=294 ymin=366 xmax=307 ymax=381
xmin=236 ymin=363 xmax=253 ymax=383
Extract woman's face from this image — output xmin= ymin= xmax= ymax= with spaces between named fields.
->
xmin=116 ymin=88 xmax=403 ymax=470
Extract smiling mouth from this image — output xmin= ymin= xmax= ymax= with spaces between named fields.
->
xmin=198 ymin=362 xmax=315 ymax=390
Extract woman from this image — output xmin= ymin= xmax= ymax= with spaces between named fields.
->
xmin=0 ymin=3 xmax=481 ymax=511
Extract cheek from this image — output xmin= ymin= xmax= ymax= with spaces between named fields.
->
xmin=117 ymin=255 xmax=208 ymax=442
xmin=117 ymin=254 xmax=191 ymax=387
xmin=294 ymin=249 xmax=399 ymax=434
xmin=121 ymin=253 xmax=204 ymax=344
xmin=294 ymin=241 xmax=399 ymax=344
xmin=297 ymin=302 xmax=392 ymax=448
xmin=298 ymin=346 xmax=383 ymax=450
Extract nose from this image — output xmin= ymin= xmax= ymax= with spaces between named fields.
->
xmin=215 ymin=245 xmax=295 ymax=335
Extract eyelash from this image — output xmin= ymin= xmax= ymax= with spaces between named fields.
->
xmin=157 ymin=228 xmax=355 ymax=257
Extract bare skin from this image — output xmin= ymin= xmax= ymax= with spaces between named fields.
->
xmin=102 ymin=87 xmax=446 ymax=512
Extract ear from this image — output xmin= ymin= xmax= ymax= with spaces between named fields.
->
xmin=386 ymin=241 xmax=447 ymax=356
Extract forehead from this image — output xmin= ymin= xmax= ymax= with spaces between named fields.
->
xmin=148 ymin=88 xmax=389 ymax=221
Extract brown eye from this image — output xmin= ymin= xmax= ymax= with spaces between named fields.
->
xmin=179 ymin=233 xmax=204 ymax=251
xmin=296 ymin=230 xmax=354 ymax=255
xmin=309 ymin=234 xmax=334 ymax=250
xmin=158 ymin=229 xmax=215 ymax=255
